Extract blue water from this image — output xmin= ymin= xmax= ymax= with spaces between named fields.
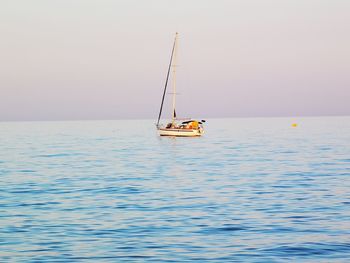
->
xmin=1 ymin=117 xmax=350 ymax=262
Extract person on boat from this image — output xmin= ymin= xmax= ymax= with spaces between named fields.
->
xmin=186 ymin=120 xmax=199 ymax=130
xmin=191 ymin=121 xmax=199 ymax=129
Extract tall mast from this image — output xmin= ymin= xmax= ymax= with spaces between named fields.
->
xmin=156 ymin=33 xmax=177 ymax=127
xmin=171 ymin=32 xmax=178 ymax=124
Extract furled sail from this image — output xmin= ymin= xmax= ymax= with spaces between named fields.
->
xmin=156 ymin=35 xmax=177 ymax=127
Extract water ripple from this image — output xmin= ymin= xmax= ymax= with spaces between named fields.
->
xmin=1 ymin=118 xmax=350 ymax=262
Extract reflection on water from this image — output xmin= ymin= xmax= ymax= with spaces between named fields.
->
xmin=1 ymin=117 xmax=350 ymax=262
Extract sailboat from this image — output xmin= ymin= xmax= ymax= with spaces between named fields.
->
xmin=156 ymin=32 xmax=205 ymax=137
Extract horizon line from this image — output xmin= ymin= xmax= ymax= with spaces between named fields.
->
xmin=1 ymin=114 xmax=349 ymax=123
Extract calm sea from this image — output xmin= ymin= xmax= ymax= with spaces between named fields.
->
xmin=1 ymin=117 xmax=350 ymax=262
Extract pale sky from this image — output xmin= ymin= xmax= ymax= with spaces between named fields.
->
xmin=1 ymin=0 xmax=349 ymax=121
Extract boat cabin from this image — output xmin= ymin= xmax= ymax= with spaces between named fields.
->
xmin=165 ymin=120 xmax=202 ymax=130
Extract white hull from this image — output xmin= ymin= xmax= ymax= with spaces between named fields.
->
xmin=158 ymin=128 xmax=203 ymax=137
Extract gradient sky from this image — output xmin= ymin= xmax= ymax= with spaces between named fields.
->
xmin=1 ymin=0 xmax=349 ymax=121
